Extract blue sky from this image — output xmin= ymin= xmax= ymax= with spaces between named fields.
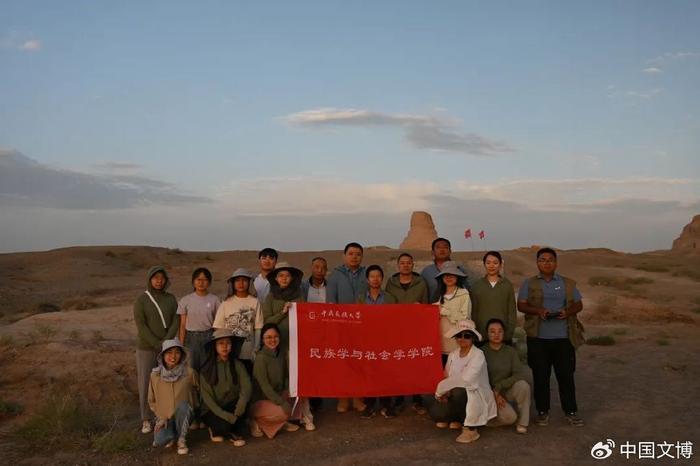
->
xmin=1 ymin=1 xmax=699 ymax=252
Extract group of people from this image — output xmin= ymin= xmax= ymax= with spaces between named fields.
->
xmin=134 ymin=238 xmax=585 ymax=454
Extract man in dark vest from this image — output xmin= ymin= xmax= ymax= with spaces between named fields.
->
xmin=517 ymin=247 xmax=585 ymax=427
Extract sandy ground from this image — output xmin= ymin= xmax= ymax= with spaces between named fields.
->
xmin=0 ymin=246 xmax=699 ymax=464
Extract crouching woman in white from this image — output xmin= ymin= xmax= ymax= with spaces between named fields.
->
xmin=432 ymin=320 xmax=497 ymax=443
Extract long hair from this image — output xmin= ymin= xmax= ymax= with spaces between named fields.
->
xmin=200 ymin=337 xmax=240 ymax=387
xmin=437 ymin=274 xmax=466 ymax=304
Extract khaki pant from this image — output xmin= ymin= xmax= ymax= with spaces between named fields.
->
xmin=488 ymin=380 xmax=531 ymax=427
xmin=336 ymin=397 xmax=366 ymax=412
xmin=135 ymin=348 xmax=158 ymax=421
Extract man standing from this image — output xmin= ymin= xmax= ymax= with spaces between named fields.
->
xmin=301 ymin=256 xmax=328 ymax=303
xmin=326 ymin=242 xmax=368 ymax=413
xmin=253 ymin=247 xmax=278 ymax=304
xmin=385 ymin=252 xmax=429 ymax=414
xmin=421 ymin=238 xmax=467 ymax=303
xmin=385 ymin=253 xmax=429 ymax=305
xmin=517 ymin=248 xmax=585 ymax=427
xmin=327 ymin=243 xmax=367 ymax=305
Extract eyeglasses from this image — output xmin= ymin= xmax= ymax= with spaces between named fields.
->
xmin=454 ymin=332 xmax=473 ymax=339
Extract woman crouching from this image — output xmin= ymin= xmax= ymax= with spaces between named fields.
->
xmin=199 ymin=328 xmax=252 ymax=446
xmin=251 ymin=323 xmax=314 ymax=438
xmin=431 ymin=320 xmax=497 ymax=443
xmin=148 ymin=339 xmax=197 ymax=455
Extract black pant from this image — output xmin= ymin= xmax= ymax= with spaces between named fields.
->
xmin=527 ymin=337 xmax=577 ymax=414
xmin=363 ymin=396 xmax=393 ymax=411
xmin=202 ymin=401 xmax=249 ymax=437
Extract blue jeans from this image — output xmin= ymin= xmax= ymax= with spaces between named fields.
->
xmin=153 ymin=401 xmax=193 ymax=446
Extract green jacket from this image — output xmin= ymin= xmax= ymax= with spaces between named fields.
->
xmin=262 ymin=294 xmax=304 ymax=350
xmin=470 ymin=276 xmax=517 ymax=341
xmin=133 ymin=266 xmax=179 ymax=351
xmin=384 ymin=272 xmax=429 ymax=304
xmin=482 ymin=344 xmax=527 ymax=393
xmin=253 ymin=347 xmax=289 ymax=411
xmin=199 ymin=359 xmax=251 ymax=423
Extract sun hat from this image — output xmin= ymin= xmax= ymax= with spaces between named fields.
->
xmin=228 ymin=268 xmax=254 ymax=280
xmin=266 ymin=261 xmax=303 ymax=283
xmin=434 ymin=261 xmax=466 ymax=279
xmin=444 ymin=319 xmax=482 ymax=342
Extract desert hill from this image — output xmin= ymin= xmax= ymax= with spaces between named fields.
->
xmin=0 ymin=245 xmax=699 ymax=464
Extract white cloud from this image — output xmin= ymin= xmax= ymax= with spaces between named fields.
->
xmin=453 ymin=177 xmax=699 ymax=210
xmin=216 ymin=176 xmax=439 ymax=215
xmin=0 ymin=150 xmax=208 ymax=209
xmin=0 ymin=33 xmax=41 ymax=52
xmin=642 ymin=67 xmax=662 ymax=74
xmin=283 ymin=108 xmax=513 ymax=156
xmin=20 ymin=39 xmax=41 ymax=51
xmin=625 ymin=88 xmax=662 ymax=99
xmin=648 ymin=51 xmax=700 ymax=64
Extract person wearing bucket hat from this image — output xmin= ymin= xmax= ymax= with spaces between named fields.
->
xmin=262 ymin=262 xmax=304 ymax=351
xmin=199 ymin=329 xmax=252 ymax=447
xmin=148 ymin=338 xmax=197 ymax=455
xmin=213 ymin=268 xmax=262 ymax=373
xmin=434 ymin=261 xmax=472 ymax=365
xmin=431 ymin=320 xmax=496 ymax=444
xmin=134 ymin=266 xmax=180 ymax=434
xmin=421 ymin=238 xmax=470 ymax=302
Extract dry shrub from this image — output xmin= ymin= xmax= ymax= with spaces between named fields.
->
xmin=35 ymin=302 xmax=60 ymax=314
xmin=634 ymin=263 xmax=669 ymax=273
xmin=586 ymin=335 xmax=616 ymax=346
xmin=62 ymin=299 xmax=98 ymax=311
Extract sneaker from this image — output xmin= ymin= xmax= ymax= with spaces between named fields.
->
xmin=381 ymin=407 xmax=397 ymax=419
xmin=164 ymin=440 xmax=174 ymax=448
xmin=448 ymin=421 xmax=462 ymax=430
xmin=177 ymin=437 xmax=188 ymax=455
xmin=141 ymin=420 xmax=152 ymax=434
xmin=208 ymin=427 xmax=224 ymax=443
xmin=535 ymin=411 xmax=549 ymax=426
xmin=229 ymin=435 xmax=246 ymax=447
xmin=435 ymin=422 xmax=448 ymax=429
xmin=516 ymin=425 xmax=528 ymax=434
xmin=456 ymin=428 xmax=480 ymax=443
xmin=565 ymin=412 xmax=584 ymax=427
xmin=303 ymin=421 xmax=316 ymax=431
xmin=302 ymin=416 xmax=316 ymax=431
xmin=360 ymin=407 xmax=375 ymax=420
xmin=249 ymin=419 xmax=263 ymax=438
xmin=412 ymin=401 xmax=427 ymax=415
xmin=283 ymin=422 xmax=300 ymax=432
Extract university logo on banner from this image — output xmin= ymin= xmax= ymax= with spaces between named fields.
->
xmin=289 ymin=303 xmax=443 ymax=397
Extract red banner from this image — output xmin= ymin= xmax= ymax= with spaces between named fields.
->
xmin=289 ymin=303 xmax=443 ymax=397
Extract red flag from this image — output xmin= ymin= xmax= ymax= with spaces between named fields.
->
xmin=289 ymin=303 xmax=443 ymax=397
xmin=479 ymin=230 xmax=486 ymax=239
xmin=464 ymin=228 xmax=472 ymax=239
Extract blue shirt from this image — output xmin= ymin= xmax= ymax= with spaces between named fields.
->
xmin=364 ymin=290 xmax=385 ymax=305
xmin=518 ymin=273 xmax=582 ymax=339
